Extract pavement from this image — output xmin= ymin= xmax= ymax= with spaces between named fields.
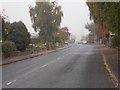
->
xmin=2 ymin=45 xmax=70 ymax=65
xmin=2 ymin=44 xmax=118 ymax=88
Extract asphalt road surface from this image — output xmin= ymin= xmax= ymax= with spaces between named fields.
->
xmin=2 ymin=44 xmax=115 ymax=88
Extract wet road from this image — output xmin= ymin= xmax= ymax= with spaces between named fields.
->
xmin=2 ymin=44 xmax=115 ymax=88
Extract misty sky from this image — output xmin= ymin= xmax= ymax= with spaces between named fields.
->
xmin=1 ymin=0 xmax=91 ymax=41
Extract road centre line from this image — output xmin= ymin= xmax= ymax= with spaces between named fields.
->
xmin=6 ymin=79 xmax=17 ymax=85
xmin=5 ymin=54 xmax=69 ymax=86
xmin=6 ymin=57 xmax=62 ymax=86
xmin=41 ymin=64 xmax=48 ymax=67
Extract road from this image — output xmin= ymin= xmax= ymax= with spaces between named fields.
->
xmin=2 ymin=44 xmax=115 ymax=88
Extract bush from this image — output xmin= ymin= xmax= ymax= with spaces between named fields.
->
xmin=51 ymin=43 xmax=56 ymax=49
xmin=0 ymin=42 xmax=2 ymax=53
xmin=35 ymin=43 xmax=46 ymax=49
xmin=7 ymin=21 xmax=30 ymax=51
xmin=111 ymin=36 xmax=120 ymax=48
xmin=2 ymin=41 xmax=16 ymax=57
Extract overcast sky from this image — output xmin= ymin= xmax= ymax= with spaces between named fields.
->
xmin=1 ymin=0 xmax=91 ymax=41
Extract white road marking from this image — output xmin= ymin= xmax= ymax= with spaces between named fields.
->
xmin=20 ymin=59 xmax=60 ymax=77
xmin=6 ymin=79 xmax=17 ymax=85
xmin=41 ymin=64 xmax=48 ymax=67
xmin=5 ymin=57 xmax=63 ymax=85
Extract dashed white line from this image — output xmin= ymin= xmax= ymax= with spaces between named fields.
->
xmin=5 ymin=57 xmax=63 ymax=86
xmin=41 ymin=64 xmax=48 ymax=67
xmin=6 ymin=79 xmax=17 ymax=85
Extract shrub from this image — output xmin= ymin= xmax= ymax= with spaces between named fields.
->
xmin=2 ymin=40 xmax=16 ymax=57
xmin=111 ymin=36 xmax=120 ymax=48
xmin=51 ymin=43 xmax=56 ymax=49
xmin=7 ymin=21 xmax=30 ymax=51
xmin=35 ymin=43 xmax=46 ymax=49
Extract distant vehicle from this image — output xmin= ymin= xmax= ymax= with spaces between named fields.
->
xmin=82 ymin=40 xmax=87 ymax=44
xmin=64 ymin=41 xmax=68 ymax=44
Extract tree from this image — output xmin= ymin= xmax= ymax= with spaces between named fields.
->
xmin=29 ymin=1 xmax=63 ymax=49
xmin=86 ymin=2 xmax=120 ymax=47
xmin=0 ymin=16 xmax=2 ymax=40
xmin=0 ymin=9 xmax=9 ymax=41
xmin=85 ymin=23 xmax=95 ymax=34
xmin=1 ymin=15 xmax=6 ymax=41
xmin=7 ymin=21 xmax=30 ymax=51
xmin=31 ymin=37 xmax=41 ymax=45
xmin=53 ymin=27 xmax=70 ymax=44
xmin=69 ymin=35 xmax=76 ymax=44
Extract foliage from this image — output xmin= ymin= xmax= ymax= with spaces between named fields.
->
xmin=53 ymin=27 xmax=70 ymax=44
xmin=29 ymin=1 xmax=63 ymax=49
xmin=0 ymin=14 xmax=6 ymax=40
xmin=86 ymin=2 xmax=120 ymax=47
xmin=1 ymin=17 xmax=6 ymax=41
xmin=31 ymin=37 xmax=41 ymax=44
xmin=85 ymin=23 xmax=94 ymax=34
xmin=7 ymin=21 xmax=30 ymax=51
xmin=0 ymin=42 xmax=2 ymax=52
xmin=1 ymin=11 xmax=31 ymax=51
xmin=35 ymin=43 xmax=46 ymax=49
xmin=2 ymin=40 xmax=16 ymax=57
xmin=111 ymin=36 xmax=120 ymax=48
